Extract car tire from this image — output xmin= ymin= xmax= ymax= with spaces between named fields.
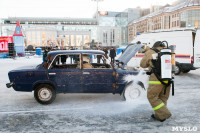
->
xmin=122 ymin=83 xmax=143 ymax=102
xmin=182 ymin=70 xmax=190 ymax=73
xmin=175 ymin=64 xmax=181 ymax=75
xmin=34 ymin=84 xmax=56 ymax=105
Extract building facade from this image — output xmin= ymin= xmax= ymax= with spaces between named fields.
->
xmin=128 ymin=0 xmax=200 ymax=43
xmin=0 ymin=10 xmax=129 ymax=49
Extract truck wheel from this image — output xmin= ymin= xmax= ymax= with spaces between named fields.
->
xmin=122 ymin=83 xmax=143 ymax=102
xmin=34 ymin=84 xmax=56 ymax=105
xmin=182 ymin=70 xmax=190 ymax=73
xmin=175 ymin=65 xmax=181 ymax=75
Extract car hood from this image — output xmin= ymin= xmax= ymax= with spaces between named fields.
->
xmin=116 ymin=44 xmax=143 ymax=68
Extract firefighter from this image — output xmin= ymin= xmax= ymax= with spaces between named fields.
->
xmin=140 ymin=41 xmax=171 ymax=122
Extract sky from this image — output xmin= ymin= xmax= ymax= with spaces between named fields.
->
xmin=0 ymin=0 xmax=177 ymax=18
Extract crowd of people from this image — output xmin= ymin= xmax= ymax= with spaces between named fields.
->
xmin=43 ymin=46 xmax=117 ymax=63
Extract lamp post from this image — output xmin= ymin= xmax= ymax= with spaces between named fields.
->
xmin=91 ymin=0 xmax=104 ymax=19
xmin=91 ymin=0 xmax=103 ymax=47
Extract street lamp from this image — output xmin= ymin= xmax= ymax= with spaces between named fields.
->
xmin=92 ymin=0 xmax=103 ymax=16
xmin=91 ymin=0 xmax=103 ymax=47
xmin=91 ymin=0 xmax=104 ymax=22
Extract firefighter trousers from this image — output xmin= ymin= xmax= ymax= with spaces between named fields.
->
xmin=147 ymin=82 xmax=172 ymax=121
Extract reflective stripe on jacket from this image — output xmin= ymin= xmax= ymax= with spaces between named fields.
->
xmin=149 ymin=81 xmax=168 ymax=84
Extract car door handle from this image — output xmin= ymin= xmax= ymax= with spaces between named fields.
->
xmin=49 ymin=73 xmax=56 ymax=75
xmin=83 ymin=72 xmax=90 ymax=75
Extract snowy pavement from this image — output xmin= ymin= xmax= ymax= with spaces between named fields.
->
xmin=0 ymin=56 xmax=200 ymax=132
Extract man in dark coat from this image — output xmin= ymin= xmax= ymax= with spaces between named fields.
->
xmin=103 ymin=47 xmax=108 ymax=59
xmin=43 ymin=48 xmax=48 ymax=62
xmin=97 ymin=46 xmax=102 ymax=63
xmin=109 ymin=47 xmax=116 ymax=63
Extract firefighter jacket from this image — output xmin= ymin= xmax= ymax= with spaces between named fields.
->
xmin=140 ymin=47 xmax=163 ymax=82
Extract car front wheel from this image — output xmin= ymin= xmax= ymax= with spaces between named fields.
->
xmin=175 ymin=64 xmax=181 ymax=75
xmin=122 ymin=83 xmax=143 ymax=102
xmin=34 ymin=84 xmax=56 ymax=105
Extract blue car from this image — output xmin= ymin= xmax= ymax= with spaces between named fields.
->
xmin=7 ymin=45 xmax=145 ymax=104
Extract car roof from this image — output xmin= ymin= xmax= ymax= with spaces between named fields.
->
xmin=48 ymin=50 xmax=105 ymax=56
xmin=49 ymin=50 xmax=105 ymax=54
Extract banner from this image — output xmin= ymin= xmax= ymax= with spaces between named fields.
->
xmin=0 ymin=37 xmax=13 ymax=52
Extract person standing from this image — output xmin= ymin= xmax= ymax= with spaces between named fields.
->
xmin=69 ymin=47 xmax=74 ymax=63
xmin=43 ymin=48 xmax=49 ymax=62
xmin=103 ymin=47 xmax=108 ymax=59
xmin=61 ymin=55 xmax=67 ymax=64
xmin=109 ymin=47 xmax=116 ymax=63
xmin=55 ymin=46 xmax=59 ymax=50
xmin=97 ymin=46 xmax=102 ymax=63
xmin=140 ymin=41 xmax=171 ymax=122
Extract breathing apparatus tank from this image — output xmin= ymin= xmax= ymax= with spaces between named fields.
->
xmin=160 ymin=48 xmax=172 ymax=79
xmin=152 ymin=41 xmax=175 ymax=95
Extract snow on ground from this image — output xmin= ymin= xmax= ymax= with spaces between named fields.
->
xmin=0 ymin=56 xmax=200 ymax=132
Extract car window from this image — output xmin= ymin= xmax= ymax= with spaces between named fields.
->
xmin=49 ymin=54 xmax=80 ymax=69
xmin=82 ymin=54 xmax=111 ymax=69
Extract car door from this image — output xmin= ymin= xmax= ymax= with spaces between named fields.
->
xmin=47 ymin=54 xmax=82 ymax=93
xmin=81 ymin=54 xmax=115 ymax=93
xmin=82 ymin=69 xmax=115 ymax=93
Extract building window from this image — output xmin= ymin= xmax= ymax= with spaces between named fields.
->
xmin=103 ymin=31 xmax=108 ymax=44
xmin=76 ymin=35 xmax=82 ymax=46
xmin=110 ymin=29 xmax=115 ymax=45
xmin=71 ymin=35 xmax=75 ymax=46
xmin=180 ymin=9 xmax=200 ymax=27
xmin=65 ymin=35 xmax=70 ymax=46
xmin=164 ymin=16 xmax=170 ymax=29
xmin=42 ymin=31 xmax=46 ymax=46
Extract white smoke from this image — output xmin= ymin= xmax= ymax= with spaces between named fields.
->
xmin=122 ymin=69 xmax=149 ymax=102
xmin=123 ymin=69 xmax=149 ymax=88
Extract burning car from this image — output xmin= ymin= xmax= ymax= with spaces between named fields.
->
xmin=7 ymin=44 xmax=145 ymax=104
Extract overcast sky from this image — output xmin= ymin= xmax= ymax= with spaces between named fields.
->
xmin=0 ymin=0 xmax=177 ymax=18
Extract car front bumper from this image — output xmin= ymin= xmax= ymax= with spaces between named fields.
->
xmin=6 ymin=82 xmax=15 ymax=88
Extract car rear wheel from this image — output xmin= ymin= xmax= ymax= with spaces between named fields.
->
xmin=182 ymin=70 xmax=190 ymax=73
xmin=34 ymin=84 xmax=56 ymax=105
xmin=122 ymin=83 xmax=143 ymax=102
